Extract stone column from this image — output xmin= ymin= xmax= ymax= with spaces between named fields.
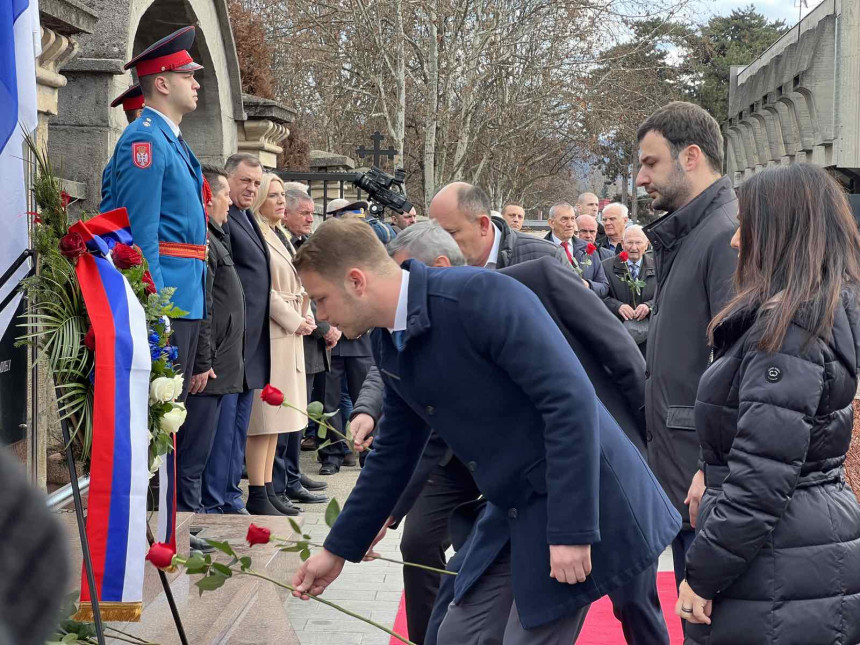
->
xmin=30 ymin=0 xmax=97 ymax=490
xmin=237 ymin=94 xmax=295 ymax=169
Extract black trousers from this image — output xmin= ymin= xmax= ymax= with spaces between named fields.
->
xmin=149 ymin=318 xmax=199 ymax=510
xmin=273 ymin=372 xmax=320 ymax=494
xmin=426 ymin=522 xmax=669 ymax=645
xmin=319 ymin=355 xmax=373 ymax=465
xmin=170 ymin=318 xmax=200 ymax=403
xmin=176 ymin=394 xmax=222 ymax=512
xmin=400 ymin=457 xmax=482 ymax=644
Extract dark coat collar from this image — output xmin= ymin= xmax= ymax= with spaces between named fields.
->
xmin=611 ymin=252 xmax=654 ymax=275
xmin=492 ymin=216 xmax=515 ymax=268
xmin=401 ymin=259 xmax=432 ymax=340
xmin=711 ymin=291 xmax=860 ymax=376
xmin=644 ymin=176 xmax=735 ymax=252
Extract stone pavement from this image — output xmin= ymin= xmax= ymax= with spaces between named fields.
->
xmin=287 ymin=449 xmax=407 ymax=645
xmin=286 ymin=449 xmax=677 ymax=645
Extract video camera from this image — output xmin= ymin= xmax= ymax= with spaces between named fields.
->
xmin=352 ymin=166 xmax=413 ymax=217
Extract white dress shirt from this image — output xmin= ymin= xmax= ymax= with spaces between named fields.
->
xmin=485 ymin=223 xmax=503 ymax=268
xmin=388 ymin=269 xmax=410 ymax=336
xmin=146 ymin=106 xmax=182 ymax=138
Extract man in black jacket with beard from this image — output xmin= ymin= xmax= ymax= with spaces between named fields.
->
xmin=636 ymin=101 xmax=738 ymax=588
xmin=352 ymin=220 xmax=667 ymax=645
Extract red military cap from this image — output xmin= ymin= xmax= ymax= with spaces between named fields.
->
xmin=124 ymin=26 xmax=204 ymax=78
xmin=110 ymin=84 xmax=144 ymax=111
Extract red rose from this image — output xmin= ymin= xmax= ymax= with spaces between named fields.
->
xmin=246 ymin=524 xmax=272 ymax=546
xmin=260 ymin=384 xmax=284 ymax=407
xmin=83 ymin=327 xmax=95 ymax=352
xmin=142 ymin=271 xmax=157 ymax=295
xmin=60 ymin=191 xmax=71 ymax=209
xmin=145 ymin=542 xmax=175 ymax=569
xmin=113 ymin=243 xmax=143 ymax=269
xmin=619 ymin=251 xmax=629 ymax=262
xmin=586 ymin=242 xmax=597 ymax=256
xmin=59 ymin=232 xmax=86 ymax=262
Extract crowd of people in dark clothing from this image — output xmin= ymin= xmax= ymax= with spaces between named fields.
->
xmin=114 ymin=41 xmax=860 ymax=643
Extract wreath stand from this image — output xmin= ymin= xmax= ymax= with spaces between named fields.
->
xmin=3 ymin=248 xmax=188 ymax=644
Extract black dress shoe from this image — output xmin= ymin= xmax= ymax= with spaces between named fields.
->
xmin=190 ymin=535 xmax=215 ymax=553
xmin=342 ymin=453 xmax=357 ymax=467
xmin=269 ymin=494 xmax=301 ymax=516
xmin=300 ymin=474 xmax=327 ymax=491
xmin=224 ymin=506 xmax=250 ymax=515
xmin=319 ymin=463 xmax=340 ymax=476
xmin=286 ymin=486 xmax=328 ymax=504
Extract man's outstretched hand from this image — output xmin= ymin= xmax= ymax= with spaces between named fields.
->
xmin=291 ymin=549 xmax=345 ymax=599
xmin=549 ymin=544 xmax=592 ymax=584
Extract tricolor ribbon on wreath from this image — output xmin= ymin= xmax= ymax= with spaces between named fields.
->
xmin=68 ymin=208 xmax=176 ymax=621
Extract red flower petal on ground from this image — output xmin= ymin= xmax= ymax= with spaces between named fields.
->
xmin=247 ymin=524 xmax=272 ymax=546
xmin=619 ymin=251 xmax=629 ymax=262
xmin=586 ymin=242 xmax=597 ymax=255
xmin=260 ymin=384 xmax=285 ymax=407
xmin=145 ymin=542 xmax=176 ymax=569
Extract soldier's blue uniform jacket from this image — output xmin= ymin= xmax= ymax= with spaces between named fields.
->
xmin=101 ymin=107 xmax=207 ymax=319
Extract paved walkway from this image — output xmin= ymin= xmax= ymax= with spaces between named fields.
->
xmin=286 ymin=450 xmax=406 ymax=645
xmin=286 ymin=450 xmax=677 ymax=645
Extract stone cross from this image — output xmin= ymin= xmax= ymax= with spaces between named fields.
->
xmin=355 ymin=131 xmax=398 ymax=167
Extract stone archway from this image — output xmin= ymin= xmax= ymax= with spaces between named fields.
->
xmin=128 ymin=0 xmax=244 ymax=163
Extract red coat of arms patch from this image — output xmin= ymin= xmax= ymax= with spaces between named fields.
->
xmin=132 ymin=142 xmax=152 ymax=169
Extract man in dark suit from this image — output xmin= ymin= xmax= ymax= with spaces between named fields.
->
xmin=179 ymin=166 xmax=245 ymax=514
xmin=201 ymin=153 xmax=267 ymax=514
xmin=357 ymin=222 xmax=667 ymax=644
xmin=577 ymin=214 xmax=615 ymax=262
xmin=596 ymin=203 xmax=629 ymax=255
xmin=543 ymin=202 xmax=609 ymax=296
xmin=602 ymin=226 xmax=657 ymax=355
xmin=290 ymin=219 xmax=680 ymax=644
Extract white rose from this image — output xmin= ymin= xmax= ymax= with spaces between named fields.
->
xmin=159 ymin=402 xmax=187 ymax=434
xmin=172 ymin=375 xmax=184 ymax=397
xmin=149 ymin=453 xmax=163 ymax=475
xmin=150 ymin=375 xmax=183 ymax=403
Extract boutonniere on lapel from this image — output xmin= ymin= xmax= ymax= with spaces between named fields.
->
xmin=618 ymin=251 xmax=647 ymax=307
xmin=572 ymin=242 xmax=596 ymax=277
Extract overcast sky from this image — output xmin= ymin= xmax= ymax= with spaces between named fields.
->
xmin=707 ymin=0 xmax=825 ymax=24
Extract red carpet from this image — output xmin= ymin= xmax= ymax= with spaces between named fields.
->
xmin=389 ymin=572 xmax=683 ymax=644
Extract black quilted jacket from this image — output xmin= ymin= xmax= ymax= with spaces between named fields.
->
xmin=685 ymin=292 xmax=860 ymax=644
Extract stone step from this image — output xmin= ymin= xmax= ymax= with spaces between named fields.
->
xmin=58 ymin=508 xmax=305 ymax=643
xmin=108 ymin=513 xmax=304 ymax=644
xmin=56 ymin=509 xmax=193 ymax=608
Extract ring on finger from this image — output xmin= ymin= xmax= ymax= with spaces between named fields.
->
xmin=680 ymin=607 xmax=693 ymax=614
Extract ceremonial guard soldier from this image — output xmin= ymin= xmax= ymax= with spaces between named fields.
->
xmin=101 ymin=26 xmax=207 ymax=398
xmin=110 ymin=83 xmax=144 ymax=123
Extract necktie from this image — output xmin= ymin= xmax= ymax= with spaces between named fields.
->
xmin=630 ymin=263 xmax=638 ymax=280
xmin=391 ymin=330 xmax=406 ymax=351
xmin=561 ymin=241 xmax=574 ymax=264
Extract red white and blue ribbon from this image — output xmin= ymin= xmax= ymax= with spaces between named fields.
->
xmin=70 ymin=208 xmax=150 ymax=621
xmin=156 ymin=434 xmax=177 ymax=550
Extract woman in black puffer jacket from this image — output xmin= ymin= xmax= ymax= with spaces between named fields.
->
xmin=676 ymin=163 xmax=860 ymax=644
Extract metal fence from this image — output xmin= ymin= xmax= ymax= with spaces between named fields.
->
xmin=275 ymin=171 xmax=366 ymax=216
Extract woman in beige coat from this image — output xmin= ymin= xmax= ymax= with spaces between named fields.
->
xmin=245 ymin=174 xmax=314 ymax=515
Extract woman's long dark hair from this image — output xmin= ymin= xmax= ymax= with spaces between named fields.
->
xmin=709 ymin=164 xmax=860 ymax=352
